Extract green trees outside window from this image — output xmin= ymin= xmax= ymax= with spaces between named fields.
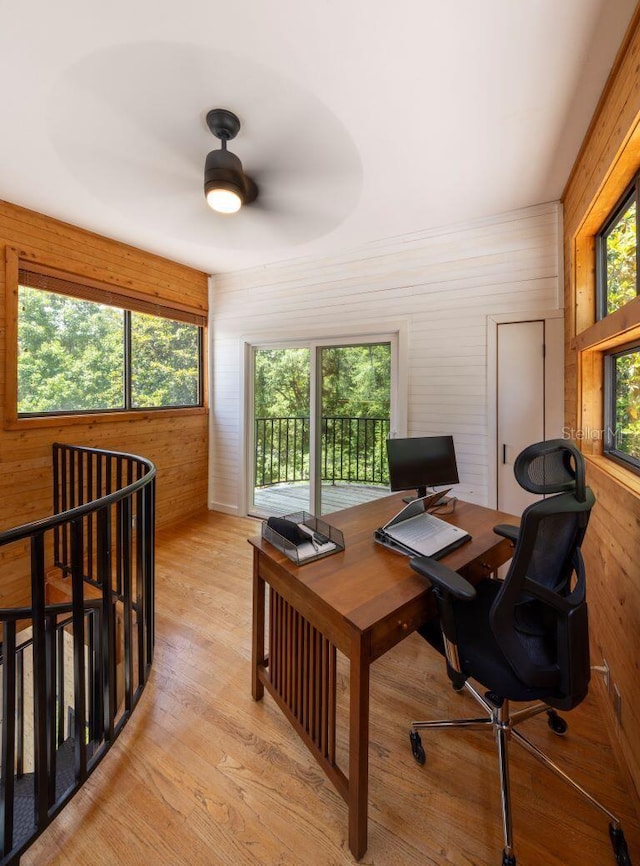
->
xmin=253 ymin=345 xmax=391 ymax=422
xmin=18 ymin=288 xmax=125 ymax=413
xmin=254 ymin=347 xmax=310 ymax=419
xmin=319 ymin=344 xmax=391 ymax=486
xmin=607 ymin=345 xmax=640 ymax=467
xmin=602 ymin=197 xmax=637 ymax=316
xmin=320 ymin=344 xmax=391 ymax=422
xmin=598 ymin=177 xmax=640 ymax=474
xmin=254 ymin=347 xmax=311 ymax=486
xmin=17 ymin=285 xmax=201 ymax=416
xmin=130 ymin=312 xmax=200 ymax=408
xmin=253 ymin=343 xmax=392 ymax=490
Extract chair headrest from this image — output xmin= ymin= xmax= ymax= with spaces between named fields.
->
xmin=514 ymin=439 xmax=586 ymax=502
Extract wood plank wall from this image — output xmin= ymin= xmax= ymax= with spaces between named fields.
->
xmin=563 ymin=7 xmax=640 ymax=796
xmin=0 ymin=200 xmax=209 ymax=608
xmin=210 ymin=202 xmax=562 ymax=513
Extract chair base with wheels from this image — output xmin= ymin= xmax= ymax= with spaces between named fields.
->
xmin=409 ymin=676 xmax=632 ymax=866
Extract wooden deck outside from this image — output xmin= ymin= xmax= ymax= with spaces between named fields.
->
xmin=22 ymin=509 xmax=640 ymax=866
xmin=253 ymin=481 xmax=390 ymax=515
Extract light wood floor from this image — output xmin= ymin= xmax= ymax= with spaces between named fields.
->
xmin=23 ymin=510 xmax=640 ymax=866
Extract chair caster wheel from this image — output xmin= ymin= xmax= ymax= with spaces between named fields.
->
xmin=409 ymin=730 xmax=426 ymax=765
xmin=547 ymin=709 xmax=568 ymax=735
xmin=609 ymin=824 xmax=632 ymax=865
xmin=501 ymin=851 xmax=516 ymax=865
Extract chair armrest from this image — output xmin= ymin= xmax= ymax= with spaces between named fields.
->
xmin=493 ymin=524 xmax=519 ymax=543
xmin=409 ymin=556 xmax=476 ymax=601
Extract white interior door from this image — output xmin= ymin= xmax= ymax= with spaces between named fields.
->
xmin=497 ymin=320 xmax=545 ymax=515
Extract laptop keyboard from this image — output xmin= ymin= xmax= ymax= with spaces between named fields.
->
xmin=392 ymin=516 xmax=442 ymax=544
xmin=384 ymin=512 xmax=466 ymax=556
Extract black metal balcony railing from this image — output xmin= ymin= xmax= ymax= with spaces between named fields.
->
xmin=0 ymin=443 xmax=156 ymax=866
xmin=255 ymin=417 xmax=310 ymax=487
xmin=255 ymin=416 xmax=390 ymax=488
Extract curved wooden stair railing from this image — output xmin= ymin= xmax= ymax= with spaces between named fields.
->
xmin=0 ymin=444 xmax=156 ymax=866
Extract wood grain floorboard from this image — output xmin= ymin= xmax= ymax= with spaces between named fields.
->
xmin=22 ymin=509 xmax=640 ymax=866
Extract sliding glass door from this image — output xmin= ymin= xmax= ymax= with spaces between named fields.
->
xmin=250 ymin=336 xmax=396 ymax=517
xmin=252 ymin=345 xmax=312 ymax=514
xmin=318 ymin=343 xmax=391 ymax=514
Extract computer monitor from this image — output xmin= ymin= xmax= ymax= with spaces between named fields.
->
xmin=386 ymin=435 xmax=459 ymax=501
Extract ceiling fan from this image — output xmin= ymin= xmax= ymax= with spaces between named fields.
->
xmin=204 ymin=108 xmax=258 ymax=214
xmin=46 ymin=43 xmax=364 ymax=251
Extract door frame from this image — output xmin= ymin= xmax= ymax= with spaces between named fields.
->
xmin=239 ymin=323 xmax=409 ymax=518
xmin=486 ymin=309 xmax=564 ymax=510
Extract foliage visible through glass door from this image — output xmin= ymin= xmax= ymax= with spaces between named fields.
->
xmin=318 ymin=344 xmax=391 ymax=514
xmin=251 ymin=341 xmax=392 ymax=517
xmin=253 ymin=347 xmax=311 ymax=514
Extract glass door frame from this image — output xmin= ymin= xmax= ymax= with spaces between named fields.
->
xmin=243 ymin=329 xmax=407 ymax=518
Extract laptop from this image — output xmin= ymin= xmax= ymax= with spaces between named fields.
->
xmin=376 ymin=493 xmax=471 ymax=559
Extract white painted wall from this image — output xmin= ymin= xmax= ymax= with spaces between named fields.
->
xmin=209 ymin=202 xmax=563 ymax=514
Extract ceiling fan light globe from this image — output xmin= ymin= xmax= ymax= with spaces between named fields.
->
xmin=206 ymin=187 xmax=243 ymax=214
xmin=204 ymin=148 xmax=246 ymax=214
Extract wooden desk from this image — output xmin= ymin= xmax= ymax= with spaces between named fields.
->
xmin=249 ymin=494 xmax=516 ymax=859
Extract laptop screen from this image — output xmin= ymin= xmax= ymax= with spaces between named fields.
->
xmin=383 ymin=490 xmax=446 ymax=530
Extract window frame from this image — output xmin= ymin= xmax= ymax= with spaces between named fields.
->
xmin=596 ymin=176 xmax=640 ymax=320
xmin=5 ymin=248 xmax=207 ymax=429
xmin=603 ymin=339 xmax=640 ymax=473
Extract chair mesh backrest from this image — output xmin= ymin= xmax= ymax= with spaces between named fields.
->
xmin=514 ymin=439 xmax=586 ymax=501
xmin=490 ymin=439 xmax=594 ymax=709
xmin=522 ymin=509 xmax=581 ymax=592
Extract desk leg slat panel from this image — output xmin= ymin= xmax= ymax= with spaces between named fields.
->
xmin=279 ymin=594 xmax=285 ymax=695
xmin=266 ymin=588 xmax=337 ymax=763
xmin=302 ymin=620 xmax=309 ymax=732
xmin=268 ymin=588 xmax=276 ymax=691
xmin=328 ymin=646 xmax=336 ymax=762
xmin=296 ymin=613 xmax=304 ymax=721
xmin=321 ymin=638 xmax=328 ymax=755
xmin=313 ymin=631 xmax=321 ymax=745
xmin=289 ymin=605 xmax=295 ymax=707
xmin=309 ymin=629 xmax=317 ymax=742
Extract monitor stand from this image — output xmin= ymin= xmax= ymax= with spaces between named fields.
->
xmin=402 ymin=486 xmax=428 ymax=504
xmin=402 ymin=487 xmax=453 ymax=506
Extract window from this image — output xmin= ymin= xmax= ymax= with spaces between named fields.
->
xmin=597 ymin=180 xmax=639 ymax=318
xmin=604 ymin=343 xmax=640 ymax=471
xmin=15 ymin=267 xmax=203 ymax=417
xmin=130 ymin=312 xmax=201 ymax=409
xmin=588 ymin=174 xmax=640 ymax=477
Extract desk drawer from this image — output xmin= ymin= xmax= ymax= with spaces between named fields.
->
xmin=459 ymin=538 xmax=513 ymax=582
xmin=370 ymin=595 xmax=437 ymax=661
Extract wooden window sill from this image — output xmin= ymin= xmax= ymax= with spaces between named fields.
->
xmin=4 ymin=405 xmax=207 ymax=431
xmin=573 ymin=296 xmax=640 ymax=351
xmin=585 ymin=453 xmax=640 ymax=498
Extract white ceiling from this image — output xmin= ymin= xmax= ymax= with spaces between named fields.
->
xmin=0 ymin=0 xmax=636 ymax=274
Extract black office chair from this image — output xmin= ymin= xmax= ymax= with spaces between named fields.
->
xmin=408 ymin=439 xmax=631 ymax=866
